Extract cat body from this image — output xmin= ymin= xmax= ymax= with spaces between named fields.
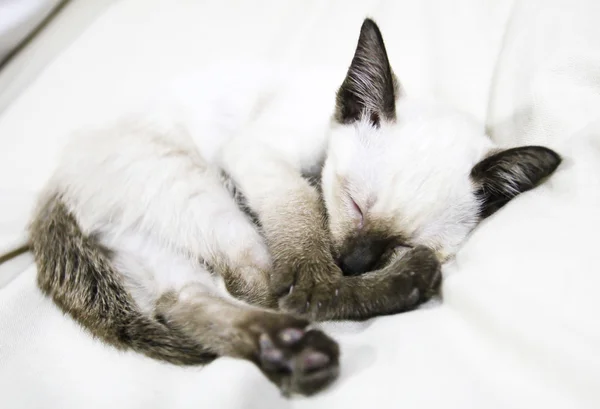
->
xmin=46 ymin=63 xmax=338 ymax=311
xmin=29 ymin=19 xmax=560 ymax=396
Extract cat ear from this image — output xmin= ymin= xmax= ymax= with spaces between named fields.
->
xmin=470 ymin=146 xmax=561 ymax=218
xmin=335 ymin=18 xmax=399 ymax=126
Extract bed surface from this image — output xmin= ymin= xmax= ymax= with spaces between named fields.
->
xmin=0 ymin=0 xmax=63 ymax=63
xmin=1 ymin=1 xmax=599 ymax=408
xmin=0 ymin=0 xmax=119 ymax=114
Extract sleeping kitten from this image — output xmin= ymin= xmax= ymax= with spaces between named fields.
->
xmin=29 ymin=19 xmax=560 ymax=396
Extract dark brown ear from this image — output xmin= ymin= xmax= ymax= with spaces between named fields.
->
xmin=335 ymin=18 xmax=398 ymax=126
xmin=471 ymin=146 xmax=561 ymax=218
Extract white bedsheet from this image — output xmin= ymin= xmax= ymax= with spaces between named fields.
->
xmin=1 ymin=0 xmax=599 ymax=408
xmin=0 ymin=0 xmax=119 ymax=113
xmin=0 ymin=0 xmax=63 ymax=63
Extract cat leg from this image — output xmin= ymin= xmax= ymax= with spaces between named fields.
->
xmin=219 ymin=139 xmax=337 ymax=310
xmin=156 ymin=284 xmax=339 ymax=396
xmin=31 ymin=194 xmax=338 ymax=395
xmin=220 ymin=138 xmax=441 ymax=320
xmin=299 ymin=246 xmax=442 ymax=320
xmin=141 ymin=165 xmax=274 ymax=306
xmin=63 ymin=121 xmax=273 ymax=306
xmin=119 ymin=164 xmax=273 ymax=306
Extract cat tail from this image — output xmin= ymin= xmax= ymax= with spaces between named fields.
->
xmin=29 ymin=193 xmax=216 ymax=365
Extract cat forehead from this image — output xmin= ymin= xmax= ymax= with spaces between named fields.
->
xmin=329 ymin=104 xmax=492 ymax=181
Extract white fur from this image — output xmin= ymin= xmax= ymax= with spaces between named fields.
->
xmin=49 ymin=62 xmax=498 ymax=307
xmin=324 ymin=99 xmax=495 ymax=259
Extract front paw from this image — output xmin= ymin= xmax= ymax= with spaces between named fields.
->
xmin=252 ymin=317 xmax=340 ymax=396
xmin=391 ymin=245 xmax=442 ymax=307
xmin=278 ymin=280 xmax=341 ymax=321
xmin=270 ymin=256 xmax=342 ymax=321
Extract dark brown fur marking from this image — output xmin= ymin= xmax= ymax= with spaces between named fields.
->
xmin=335 ymin=18 xmax=398 ymax=125
xmin=29 ymin=194 xmax=217 ymax=365
xmin=336 ymin=225 xmax=407 ymax=276
xmin=471 ymin=146 xmax=562 ymax=218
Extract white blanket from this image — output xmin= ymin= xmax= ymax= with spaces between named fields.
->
xmin=1 ymin=0 xmax=599 ymax=408
xmin=0 ymin=0 xmax=63 ymax=63
xmin=0 ymin=0 xmax=118 ymax=113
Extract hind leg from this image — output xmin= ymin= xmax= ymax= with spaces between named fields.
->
xmin=73 ymin=122 xmax=274 ymax=306
xmin=156 ymin=284 xmax=339 ymax=396
xmin=135 ymin=163 xmax=273 ymax=306
xmin=110 ymin=235 xmax=339 ymax=396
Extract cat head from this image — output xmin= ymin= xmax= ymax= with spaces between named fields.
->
xmin=321 ymin=18 xmax=561 ymax=275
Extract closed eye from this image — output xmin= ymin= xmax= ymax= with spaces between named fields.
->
xmin=349 ymin=196 xmax=364 ymax=226
xmin=350 ymin=197 xmax=362 ymax=216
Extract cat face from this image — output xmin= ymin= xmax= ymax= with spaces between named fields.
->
xmin=321 ymin=19 xmax=561 ymax=276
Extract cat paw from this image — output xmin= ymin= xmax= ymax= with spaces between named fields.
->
xmin=392 ymin=245 xmax=442 ymax=307
xmin=255 ymin=320 xmax=340 ymax=396
xmin=277 ymin=281 xmax=340 ymax=321
xmin=270 ymin=256 xmax=342 ymax=321
xmin=275 ymin=246 xmax=440 ymax=320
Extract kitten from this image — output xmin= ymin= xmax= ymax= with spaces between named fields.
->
xmin=28 ymin=19 xmax=560 ymax=396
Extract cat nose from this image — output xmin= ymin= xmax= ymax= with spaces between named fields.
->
xmin=338 ymin=236 xmax=392 ymax=276
xmin=338 ymin=247 xmax=378 ymax=276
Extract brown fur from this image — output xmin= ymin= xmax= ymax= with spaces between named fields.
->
xmin=29 ymin=193 xmax=339 ymax=396
xmin=471 ymin=146 xmax=562 ymax=218
xmin=30 ymin=193 xmax=217 ymax=365
xmin=335 ymin=18 xmax=398 ymax=125
xmin=255 ymin=176 xmax=441 ymax=321
xmin=336 ymin=219 xmax=408 ymax=276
